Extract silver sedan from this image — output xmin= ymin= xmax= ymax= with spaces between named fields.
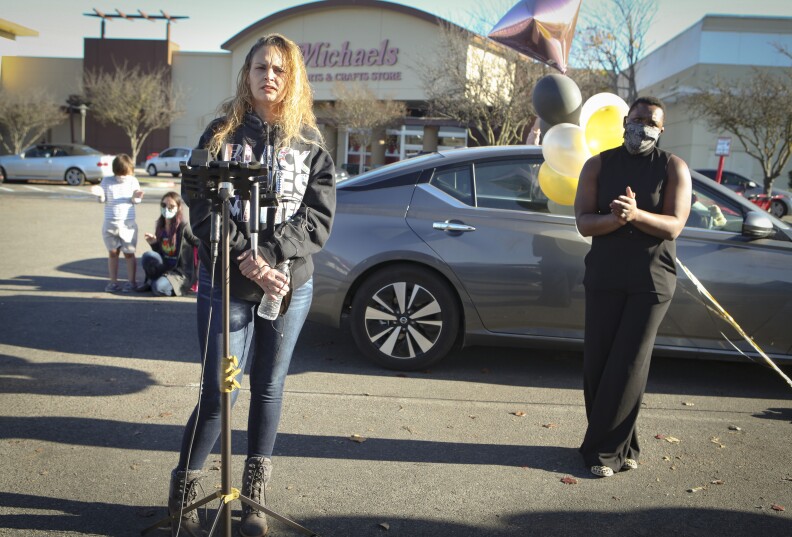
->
xmin=309 ymin=145 xmax=792 ymax=370
xmin=0 ymin=143 xmax=114 ymax=186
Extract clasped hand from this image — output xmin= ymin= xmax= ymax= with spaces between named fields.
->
xmin=610 ymin=186 xmax=637 ymax=224
xmin=237 ymin=250 xmax=290 ymax=298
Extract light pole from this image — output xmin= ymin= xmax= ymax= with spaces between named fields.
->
xmin=77 ymin=104 xmax=88 ymax=144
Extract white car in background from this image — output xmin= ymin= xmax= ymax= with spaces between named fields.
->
xmin=0 ymin=143 xmax=114 ymax=186
xmin=146 ymin=147 xmax=192 ymax=177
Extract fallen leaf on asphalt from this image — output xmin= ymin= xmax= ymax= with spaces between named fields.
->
xmin=711 ymin=480 xmax=725 ymax=485
xmin=379 ymin=522 xmax=390 ymax=530
xmin=560 ymin=476 xmax=578 ymax=485
xmin=687 ymin=486 xmax=705 ymax=493
xmin=664 ymin=436 xmax=681 ymax=444
xmin=682 ymin=401 xmax=695 ymax=406
xmin=350 ymin=434 xmax=367 ymax=443
xmin=662 ymin=456 xmax=671 ymax=461
xmin=771 ymin=504 xmax=785 ymax=512
xmin=655 ymin=434 xmax=667 ymax=440
xmin=728 ymin=425 xmax=742 ymax=431
xmin=159 ymin=411 xmax=173 ymax=418
xmin=710 ymin=437 xmax=725 ymax=448
xmin=511 ymin=411 xmax=526 ymax=417
xmin=542 ymin=423 xmax=557 ymax=428
xmin=401 ymin=426 xmax=414 ymax=434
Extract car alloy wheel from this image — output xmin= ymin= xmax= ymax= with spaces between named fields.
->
xmin=65 ymin=167 xmax=85 ymax=186
xmin=350 ymin=265 xmax=459 ymax=370
xmin=770 ymin=200 xmax=788 ymax=218
xmin=147 ymin=164 xmax=158 ymax=176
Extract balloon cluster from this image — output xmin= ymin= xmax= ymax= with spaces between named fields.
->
xmin=532 ymin=74 xmax=629 ymax=206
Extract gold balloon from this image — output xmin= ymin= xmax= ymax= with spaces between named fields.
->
xmin=585 ymin=105 xmax=626 ymax=155
xmin=538 ymin=162 xmax=578 ymax=206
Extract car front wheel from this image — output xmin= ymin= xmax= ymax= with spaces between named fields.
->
xmin=350 ymin=264 xmax=460 ymax=370
xmin=65 ymin=168 xmax=85 ymax=186
xmin=147 ymin=164 xmax=158 ymax=176
xmin=770 ymin=200 xmax=788 ymax=218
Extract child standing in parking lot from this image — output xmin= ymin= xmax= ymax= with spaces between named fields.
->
xmin=92 ymin=153 xmax=144 ymax=292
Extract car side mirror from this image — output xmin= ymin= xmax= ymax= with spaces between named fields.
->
xmin=742 ymin=211 xmax=774 ymax=239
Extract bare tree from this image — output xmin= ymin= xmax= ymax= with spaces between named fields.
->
xmin=0 ymin=89 xmax=66 ymax=154
xmin=419 ymin=22 xmax=542 ymax=146
xmin=83 ymin=63 xmax=184 ymax=164
xmin=687 ymin=67 xmax=792 ymax=194
xmin=573 ymin=0 xmax=656 ymax=103
xmin=320 ymin=82 xmax=405 ymax=172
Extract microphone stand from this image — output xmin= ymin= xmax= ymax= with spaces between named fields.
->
xmin=142 ymin=151 xmax=318 ymax=537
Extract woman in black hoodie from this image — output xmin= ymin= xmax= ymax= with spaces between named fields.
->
xmin=167 ymin=33 xmax=335 ymax=537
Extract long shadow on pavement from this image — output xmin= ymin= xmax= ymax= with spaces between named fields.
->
xmin=0 ymin=415 xmax=577 ymax=470
xmin=0 ymin=492 xmax=789 ymax=537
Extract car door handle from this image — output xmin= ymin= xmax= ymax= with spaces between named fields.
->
xmin=433 ymin=221 xmax=476 ymax=232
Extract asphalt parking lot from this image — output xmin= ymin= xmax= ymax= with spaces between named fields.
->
xmin=0 ymin=181 xmax=790 ymax=537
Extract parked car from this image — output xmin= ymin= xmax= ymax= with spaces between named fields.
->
xmin=309 ymin=145 xmax=792 ymax=370
xmin=696 ymin=169 xmax=792 ymax=218
xmin=146 ymin=147 xmax=192 ymax=177
xmin=0 ymin=143 xmax=114 ymax=186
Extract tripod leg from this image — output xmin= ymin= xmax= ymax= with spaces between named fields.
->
xmin=141 ymin=491 xmax=222 ymax=535
xmin=238 ymin=494 xmax=320 ymax=536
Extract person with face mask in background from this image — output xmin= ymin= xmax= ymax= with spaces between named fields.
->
xmin=138 ymin=191 xmax=199 ymax=296
xmin=574 ymin=97 xmax=692 ymax=478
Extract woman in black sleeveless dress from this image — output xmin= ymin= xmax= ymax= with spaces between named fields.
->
xmin=574 ymin=97 xmax=692 ymax=477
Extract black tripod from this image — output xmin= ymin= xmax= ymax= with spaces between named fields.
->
xmin=142 ymin=150 xmax=319 ymax=537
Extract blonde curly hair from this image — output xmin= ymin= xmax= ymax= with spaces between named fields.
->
xmin=207 ymin=34 xmax=322 ymax=156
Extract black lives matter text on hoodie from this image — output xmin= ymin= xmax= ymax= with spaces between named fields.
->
xmin=184 ymin=112 xmax=336 ymax=303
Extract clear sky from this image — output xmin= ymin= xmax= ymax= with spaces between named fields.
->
xmin=1 ymin=0 xmax=789 ymax=60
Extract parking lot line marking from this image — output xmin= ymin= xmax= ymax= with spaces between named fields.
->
xmin=23 ymin=185 xmax=45 ymax=192
xmin=0 ymin=186 xmax=13 ymax=192
xmin=58 ymin=186 xmax=92 ymax=195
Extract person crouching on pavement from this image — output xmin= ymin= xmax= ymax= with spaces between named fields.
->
xmin=138 ymin=191 xmax=199 ymax=296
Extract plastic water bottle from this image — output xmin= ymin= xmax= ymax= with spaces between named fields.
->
xmin=257 ymin=261 xmax=290 ymax=320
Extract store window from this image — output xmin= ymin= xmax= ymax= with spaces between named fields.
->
xmin=346 ymin=129 xmax=372 ymax=175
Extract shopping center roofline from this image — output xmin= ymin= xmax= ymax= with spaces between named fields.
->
xmin=222 ymin=0 xmax=457 ymax=51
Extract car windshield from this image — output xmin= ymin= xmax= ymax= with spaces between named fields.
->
xmin=69 ymin=145 xmax=103 ymax=156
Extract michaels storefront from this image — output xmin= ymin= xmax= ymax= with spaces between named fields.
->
xmin=173 ymin=0 xmax=470 ymax=172
xmin=1 ymin=1 xmax=470 ymax=170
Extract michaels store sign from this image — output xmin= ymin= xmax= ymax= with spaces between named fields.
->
xmin=299 ymin=39 xmax=403 ymax=83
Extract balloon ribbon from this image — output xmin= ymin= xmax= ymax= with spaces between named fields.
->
xmin=675 ymin=257 xmax=792 ymax=389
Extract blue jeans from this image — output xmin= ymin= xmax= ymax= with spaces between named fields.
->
xmin=141 ymin=251 xmax=174 ymax=296
xmin=177 ymin=265 xmax=313 ymax=470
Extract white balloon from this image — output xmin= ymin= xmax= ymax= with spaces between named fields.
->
xmin=579 ymin=93 xmax=629 ymax=129
xmin=541 ymin=123 xmax=591 ymax=178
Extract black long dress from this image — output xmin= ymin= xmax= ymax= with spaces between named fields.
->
xmin=579 ymin=145 xmax=677 ymax=472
